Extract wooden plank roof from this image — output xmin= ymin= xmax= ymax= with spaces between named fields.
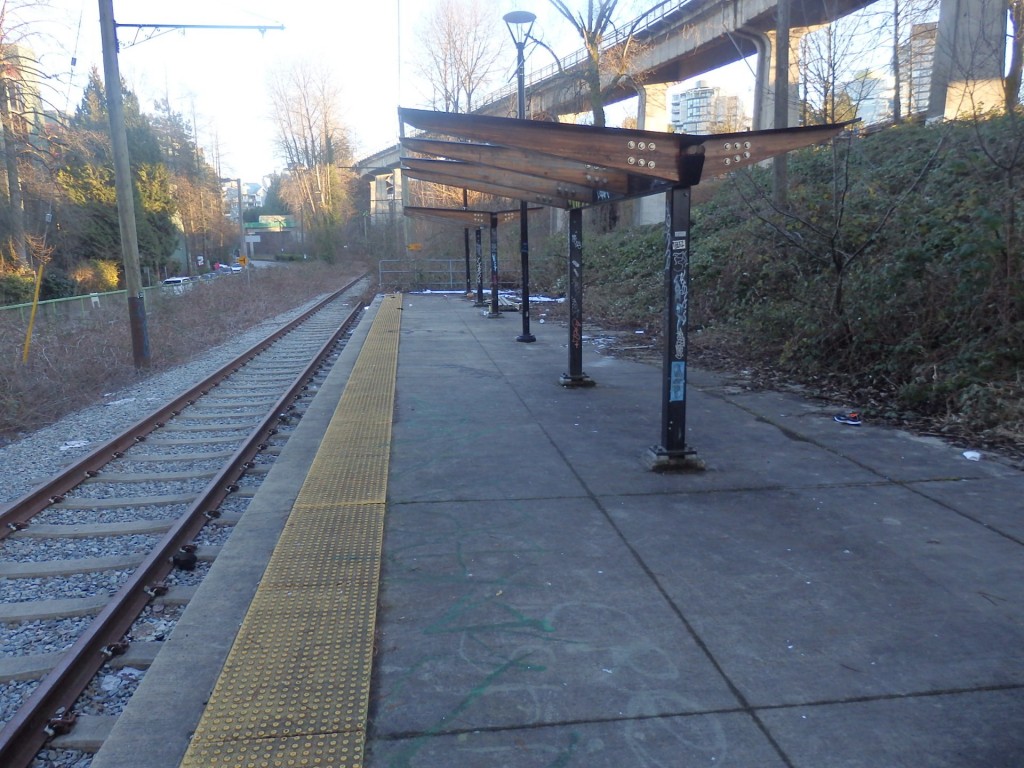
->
xmin=398 ymin=107 xmax=852 ymax=207
xmin=403 ymin=206 xmax=538 ymax=226
xmin=403 ymin=157 xmax=609 ymax=207
xmin=402 ymin=164 xmax=574 ymax=210
xmin=401 ymin=137 xmax=662 ymax=198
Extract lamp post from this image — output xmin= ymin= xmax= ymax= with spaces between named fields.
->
xmin=504 ymin=10 xmax=536 ymax=343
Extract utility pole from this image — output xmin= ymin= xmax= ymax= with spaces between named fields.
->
xmin=99 ymin=0 xmax=150 ymax=369
xmin=96 ymin=4 xmax=284 ymax=368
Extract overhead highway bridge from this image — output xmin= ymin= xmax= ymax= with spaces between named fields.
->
xmin=354 ymin=0 xmax=1006 ymax=225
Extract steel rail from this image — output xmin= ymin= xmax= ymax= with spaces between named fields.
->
xmin=0 ymin=279 xmax=360 ymax=539
xmin=0 ymin=298 xmax=364 ymax=768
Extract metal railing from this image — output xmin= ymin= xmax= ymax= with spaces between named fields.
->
xmin=0 ymin=285 xmax=166 ymax=326
xmin=378 ymin=259 xmax=465 ymax=292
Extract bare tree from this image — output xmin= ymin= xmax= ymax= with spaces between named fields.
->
xmin=416 ymin=0 xmax=506 ymax=114
xmin=886 ymin=0 xmax=940 ymax=121
xmin=0 ymin=1 xmax=55 ymax=270
xmin=268 ymin=60 xmax=355 ymax=259
xmin=796 ymin=1 xmax=939 ymax=128
xmin=172 ymin=172 xmax=233 ymax=273
xmin=407 ymin=178 xmax=498 ymax=210
xmin=736 ymin=132 xmax=946 ymax=324
xmin=545 ymin=0 xmax=651 ymax=127
xmin=0 ymin=54 xmax=29 ymax=266
xmin=800 ymin=20 xmax=873 ymax=125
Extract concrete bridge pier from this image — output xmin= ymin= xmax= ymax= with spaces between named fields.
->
xmin=927 ymin=0 xmax=1007 ymax=120
xmin=368 ymin=170 xmax=404 ymax=222
xmin=635 ymin=83 xmax=672 ymax=225
xmin=367 ymin=169 xmax=407 ymax=251
xmin=635 ymin=82 xmax=672 ymax=133
xmin=737 ymin=25 xmax=819 ymax=130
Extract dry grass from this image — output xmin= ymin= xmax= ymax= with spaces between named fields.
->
xmin=0 ymin=262 xmax=375 ymax=443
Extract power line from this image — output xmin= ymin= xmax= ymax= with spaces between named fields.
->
xmin=114 ymin=22 xmax=285 ymax=51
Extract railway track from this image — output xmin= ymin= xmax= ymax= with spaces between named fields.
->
xmin=0 ymin=280 xmax=367 ymax=768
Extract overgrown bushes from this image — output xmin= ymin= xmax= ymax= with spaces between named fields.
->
xmin=1 ymin=261 xmax=372 ymax=440
xmin=0 ymin=271 xmax=34 ymax=305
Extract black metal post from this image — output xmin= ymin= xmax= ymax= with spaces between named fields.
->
xmin=648 ymin=186 xmax=703 ymax=471
xmin=464 ymin=227 xmax=472 ymax=296
xmin=463 ymin=188 xmax=472 ymax=296
xmin=513 ymin=40 xmax=535 ymax=342
xmin=474 ymin=228 xmax=485 ymax=307
xmin=560 ymin=207 xmax=594 ymax=387
xmin=487 ymin=212 xmax=501 ymax=318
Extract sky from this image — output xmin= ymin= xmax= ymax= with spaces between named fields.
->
xmin=28 ymin=0 xmax=755 ymax=184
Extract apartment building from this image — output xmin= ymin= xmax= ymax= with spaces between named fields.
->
xmin=670 ymin=81 xmax=750 ymax=134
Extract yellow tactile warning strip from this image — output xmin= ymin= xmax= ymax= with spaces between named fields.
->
xmin=179 ymin=294 xmax=402 ymax=768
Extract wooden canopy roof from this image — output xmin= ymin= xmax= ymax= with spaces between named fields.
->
xmin=403 ymin=206 xmax=539 ymax=227
xmin=398 ymin=107 xmax=851 ymax=210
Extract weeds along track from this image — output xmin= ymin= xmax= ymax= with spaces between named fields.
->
xmin=0 ymin=281 xmax=366 ymax=768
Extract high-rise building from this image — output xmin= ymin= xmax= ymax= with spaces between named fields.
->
xmin=670 ymin=81 xmax=749 ymax=134
xmin=221 ymin=181 xmax=265 ymax=221
xmin=850 ymin=72 xmax=895 ymax=125
xmin=899 ymin=22 xmax=937 ymax=117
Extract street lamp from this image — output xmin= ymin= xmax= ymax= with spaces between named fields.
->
xmin=504 ymin=9 xmax=536 ymax=343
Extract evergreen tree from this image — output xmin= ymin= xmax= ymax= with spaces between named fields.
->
xmin=57 ymin=68 xmax=179 ymax=279
xmin=261 ymin=174 xmax=292 ymax=215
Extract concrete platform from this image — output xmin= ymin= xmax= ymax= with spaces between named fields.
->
xmin=93 ymin=293 xmax=1024 ymax=768
xmin=370 ymin=294 xmax=1024 ymax=767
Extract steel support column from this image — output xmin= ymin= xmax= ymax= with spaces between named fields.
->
xmin=647 ymin=186 xmax=703 ymax=471
xmin=463 ymin=228 xmax=472 ymax=296
xmin=463 ymin=188 xmax=471 ymax=296
xmin=473 ymin=228 xmax=485 ymax=307
xmin=560 ymin=207 xmax=594 ymax=387
xmin=517 ymin=199 xmax=535 ymax=340
xmin=487 ymin=213 xmax=501 ymax=318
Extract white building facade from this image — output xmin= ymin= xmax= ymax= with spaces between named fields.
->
xmin=670 ymin=81 xmax=749 ymax=134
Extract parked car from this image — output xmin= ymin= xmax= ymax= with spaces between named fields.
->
xmin=161 ymin=276 xmax=191 ymax=295
xmin=199 ymin=272 xmax=217 ymax=282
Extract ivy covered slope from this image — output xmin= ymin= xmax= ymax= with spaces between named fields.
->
xmin=551 ymin=116 xmax=1024 ymax=457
